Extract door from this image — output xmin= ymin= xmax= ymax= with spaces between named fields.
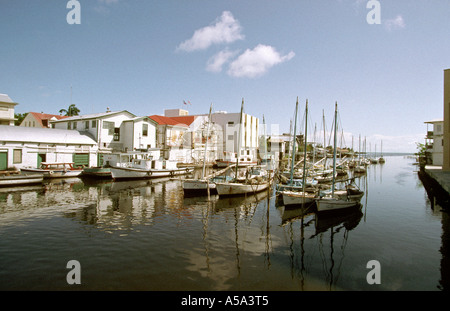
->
xmin=37 ymin=153 xmax=46 ymax=168
xmin=0 ymin=152 xmax=7 ymax=170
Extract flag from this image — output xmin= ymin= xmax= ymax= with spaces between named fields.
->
xmin=183 ymin=100 xmax=192 ymax=106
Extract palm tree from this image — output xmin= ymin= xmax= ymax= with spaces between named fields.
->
xmin=59 ymin=104 xmax=80 ymax=116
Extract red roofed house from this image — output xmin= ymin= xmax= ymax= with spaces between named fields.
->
xmin=20 ymin=112 xmax=68 ymax=128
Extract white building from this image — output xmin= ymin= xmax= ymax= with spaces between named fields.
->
xmin=0 ymin=93 xmax=18 ymax=126
xmin=425 ymin=119 xmax=444 ymax=166
xmin=51 ymin=110 xmax=157 ymax=165
xmin=0 ymin=125 xmax=98 ymax=170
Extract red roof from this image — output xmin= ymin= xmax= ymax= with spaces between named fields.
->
xmin=149 ymin=115 xmax=191 ymax=127
xmin=28 ymin=112 xmax=68 ymax=127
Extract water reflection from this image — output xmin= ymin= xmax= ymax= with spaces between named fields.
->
xmin=0 ymin=156 xmax=448 ymax=290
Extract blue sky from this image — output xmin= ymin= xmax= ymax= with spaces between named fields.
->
xmin=1 ymin=0 xmax=449 ymax=153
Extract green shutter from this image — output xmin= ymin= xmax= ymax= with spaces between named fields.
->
xmin=72 ymin=153 xmax=89 ymax=168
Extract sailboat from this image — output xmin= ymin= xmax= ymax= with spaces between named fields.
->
xmin=280 ymin=98 xmax=317 ymax=207
xmin=215 ymin=99 xmax=271 ymax=196
xmin=183 ymin=103 xmax=232 ymax=196
xmin=378 ymin=140 xmax=386 ymax=163
xmin=316 ymin=102 xmax=364 ymax=213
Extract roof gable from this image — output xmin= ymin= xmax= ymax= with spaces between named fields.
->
xmin=149 ymin=115 xmax=189 ymax=127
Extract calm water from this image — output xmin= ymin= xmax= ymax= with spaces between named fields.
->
xmin=0 ymin=155 xmax=448 ymax=291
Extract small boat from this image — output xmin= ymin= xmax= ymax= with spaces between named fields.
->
xmin=21 ymin=162 xmax=83 ymax=178
xmin=215 ymin=178 xmax=271 ymax=196
xmin=0 ymin=171 xmax=44 ymax=187
xmin=281 ymin=190 xmax=317 ymax=206
xmin=110 ymin=156 xmax=193 ymax=180
xmin=82 ymin=166 xmax=112 ymax=178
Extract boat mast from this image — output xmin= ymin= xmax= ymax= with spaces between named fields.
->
xmin=290 ymin=97 xmax=299 ymax=185
xmin=302 ymin=99 xmax=308 ymax=200
xmin=202 ymin=103 xmax=213 ymax=180
xmin=332 ymin=102 xmax=338 ymax=197
xmin=235 ymin=98 xmax=244 ymax=180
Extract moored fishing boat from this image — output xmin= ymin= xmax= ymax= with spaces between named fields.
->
xmin=82 ymin=166 xmax=112 ymax=178
xmin=21 ymin=162 xmax=83 ymax=178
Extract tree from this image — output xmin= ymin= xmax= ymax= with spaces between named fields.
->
xmin=59 ymin=104 xmax=80 ymax=116
xmin=14 ymin=112 xmax=27 ymax=126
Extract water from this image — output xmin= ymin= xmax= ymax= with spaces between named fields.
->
xmin=0 ymin=155 xmax=448 ymax=291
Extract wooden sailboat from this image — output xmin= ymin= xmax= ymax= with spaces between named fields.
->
xmin=280 ymin=99 xmax=317 ymax=206
xmin=316 ymin=102 xmax=364 ymax=213
xmin=215 ymin=99 xmax=271 ymax=196
xmin=183 ymin=103 xmax=219 ymax=196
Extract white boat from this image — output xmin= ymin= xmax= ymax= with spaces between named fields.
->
xmin=0 ymin=172 xmax=44 ymax=187
xmin=282 ymin=190 xmax=317 ymax=206
xmin=110 ymin=154 xmax=193 ymax=180
xmin=316 ymin=102 xmax=364 ymax=214
xmin=215 ymin=179 xmax=270 ymax=196
xmin=21 ymin=162 xmax=83 ymax=178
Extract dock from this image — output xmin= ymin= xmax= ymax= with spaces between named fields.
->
xmin=421 ymin=165 xmax=450 ymax=209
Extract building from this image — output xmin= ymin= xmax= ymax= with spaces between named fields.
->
xmin=444 ymin=69 xmax=450 ymax=171
xmin=51 ymin=110 xmax=157 ymax=151
xmin=0 ymin=125 xmax=98 ymax=170
xmin=0 ymin=93 xmax=18 ymax=126
xmin=424 ymin=119 xmax=444 ymax=166
xmin=20 ymin=112 xmax=67 ymax=128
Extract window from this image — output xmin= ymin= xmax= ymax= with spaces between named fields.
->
xmin=73 ymin=122 xmax=77 ymax=129
xmin=67 ymin=122 xmax=71 ymax=130
xmin=114 ymin=128 xmax=120 ymax=141
xmin=92 ymin=120 xmax=96 ymax=128
xmin=13 ymin=149 xmax=22 ymax=164
xmin=143 ymin=124 xmax=148 ymax=136
xmin=228 ymin=135 xmax=234 ymax=141
xmin=228 ymin=121 xmax=234 ymax=126
xmin=85 ymin=121 xmax=89 ymax=129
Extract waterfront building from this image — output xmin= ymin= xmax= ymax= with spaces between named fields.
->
xmin=51 ymin=110 xmax=157 ymax=166
xmin=0 ymin=125 xmax=98 ymax=170
xmin=0 ymin=94 xmax=18 ymax=126
xmin=424 ymin=119 xmax=444 ymax=166
xmin=444 ymin=69 xmax=450 ymax=171
xmin=20 ymin=112 xmax=67 ymax=128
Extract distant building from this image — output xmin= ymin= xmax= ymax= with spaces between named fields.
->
xmin=424 ymin=119 xmax=444 ymax=166
xmin=0 ymin=125 xmax=98 ymax=170
xmin=0 ymin=93 xmax=18 ymax=126
xmin=20 ymin=112 xmax=67 ymax=128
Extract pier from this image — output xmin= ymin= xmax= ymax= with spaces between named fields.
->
xmin=420 ymin=165 xmax=450 ymax=209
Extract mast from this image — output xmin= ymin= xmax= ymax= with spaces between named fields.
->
xmin=302 ymin=99 xmax=308 ymax=198
xmin=202 ymin=103 xmax=213 ymax=179
xmin=235 ymin=98 xmax=244 ymax=180
xmin=332 ymin=102 xmax=338 ymax=197
xmin=290 ymin=97 xmax=299 ymax=185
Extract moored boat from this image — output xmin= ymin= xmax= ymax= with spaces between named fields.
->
xmin=82 ymin=166 xmax=112 ymax=178
xmin=21 ymin=162 xmax=83 ymax=178
xmin=0 ymin=171 xmax=44 ymax=187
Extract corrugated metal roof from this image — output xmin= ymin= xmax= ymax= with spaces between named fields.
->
xmin=0 ymin=125 xmax=97 ymax=145
xmin=51 ymin=110 xmax=135 ymax=122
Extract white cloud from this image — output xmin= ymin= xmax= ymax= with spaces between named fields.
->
xmin=227 ymin=44 xmax=295 ymax=78
xmin=177 ymin=11 xmax=244 ymax=52
xmin=206 ymin=49 xmax=238 ymax=73
xmin=384 ymin=15 xmax=406 ymax=31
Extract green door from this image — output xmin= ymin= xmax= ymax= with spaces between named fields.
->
xmin=0 ymin=152 xmax=7 ymax=170
xmin=37 ymin=153 xmax=46 ymax=168
xmin=73 ymin=153 xmax=89 ymax=168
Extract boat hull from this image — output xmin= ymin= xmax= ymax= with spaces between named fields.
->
xmin=281 ymin=191 xmax=316 ymax=206
xmin=215 ymin=182 xmax=269 ymax=196
xmin=21 ymin=168 xmax=82 ymax=178
xmin=183 ymin=179 xmax=218 ymax=196
xmin=0 ymin=173 xmax=44 ymax=187
xmin=110 ymin=166 xmax=193 ymax=180
xmin=316 ymin=197 xmax=360 ymax=213
xmin=82 ymin=167 xmax=112 ymax=178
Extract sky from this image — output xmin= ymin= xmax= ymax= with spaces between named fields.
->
xmin=1 ymin=0 xmax=449 ymax=153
